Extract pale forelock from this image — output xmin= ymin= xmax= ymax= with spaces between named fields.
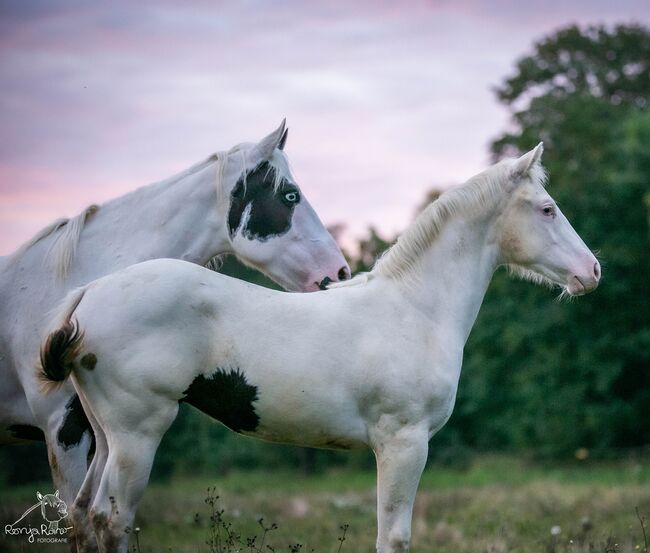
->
xmin=374 ymin=157 xmax=547 ymax=281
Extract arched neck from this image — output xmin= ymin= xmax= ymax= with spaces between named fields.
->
xmin=77 ymin=162 xmax=233 ymax=273
xmin=390 ymin=214 xmax=499 ymax=347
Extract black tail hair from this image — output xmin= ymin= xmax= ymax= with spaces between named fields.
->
xmin=38 ymin=283 xmax=87 ymax=395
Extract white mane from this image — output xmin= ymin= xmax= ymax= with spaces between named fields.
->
xmin=8 ymin=144 xmax=292 ymax=279
xmin=46 ymin=205 xmax=100 ymax=279
xmin=373 ymin=158 xmax=547 ymax=281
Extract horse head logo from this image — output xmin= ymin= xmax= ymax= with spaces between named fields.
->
xmin=36 ymin=490 xmax=68 ymax=531
xmin=5 ymin=489 xmax=72 ymax=543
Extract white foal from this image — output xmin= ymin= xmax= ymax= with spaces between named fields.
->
xmin=40 ymin=144 xmax=599 ymax=553
xmin=1 ymin=120 xmax=348 ymax=551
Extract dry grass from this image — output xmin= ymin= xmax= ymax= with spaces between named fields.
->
xmin=1 ymin=456 xmax=648 ymax=552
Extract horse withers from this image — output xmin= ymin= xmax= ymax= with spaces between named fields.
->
xmin=40 ymin=143 xmax=599 ymax=553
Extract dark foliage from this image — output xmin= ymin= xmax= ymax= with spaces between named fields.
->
xmin=450 ymin=23 xmax=650 ymax=457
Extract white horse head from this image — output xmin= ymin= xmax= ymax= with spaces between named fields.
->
xmin=496 ymin=143 xmax=600 ymax=295
xmin=218 ymin=120 xmax=349 ymax=291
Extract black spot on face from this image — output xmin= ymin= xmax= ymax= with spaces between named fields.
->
xmin=9 ymin=424 xmax=45 ymax=442
xmin=80 ymin=352 xmax=97 ymax=370
xmin=181 ymin=368 xmax=259 ymax=433
xmin=57 ymin=394 xmax=92 ymax=450
xmin=228 ymin=161 xmax=299 ymax=241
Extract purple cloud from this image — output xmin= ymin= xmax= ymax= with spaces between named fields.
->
xmin=1 ymin=0 xmax=648 ymax=253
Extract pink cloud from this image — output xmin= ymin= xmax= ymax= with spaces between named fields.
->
xmin=1 ymin=0 xmax=648 ymax=254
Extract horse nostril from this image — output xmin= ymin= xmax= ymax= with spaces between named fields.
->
xmin=318 ymin=276 xmax=332 ymax=290
xmin=594 ymin=261 xmax=601 ymax=281
xmin=338 ymin=266 xmax=350 ymax=281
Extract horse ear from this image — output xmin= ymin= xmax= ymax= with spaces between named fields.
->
xmin=278 ymin=127 xmax=289 ymax=151
xmin=37 ymin=492 xmax=43 ymax=501
xmin=248 ymin=119 xmax=287 ymax=164
xmin=513 ymin=142 xmax=544 ymax=178
xmin=54 ymin=490 xmax=60 ymax=498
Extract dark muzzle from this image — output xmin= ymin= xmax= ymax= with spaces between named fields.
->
xmin=318 ymin=276 xmax=333 ymax=290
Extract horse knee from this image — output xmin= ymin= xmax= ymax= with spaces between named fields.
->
xmin=388 ymin=527 xmax=411 ymax=553
xmin=377 ymin=526 xmax=411 ymax=553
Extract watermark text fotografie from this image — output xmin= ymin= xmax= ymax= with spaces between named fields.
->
xmin=5 ymin=523 xmax=72 ymax=544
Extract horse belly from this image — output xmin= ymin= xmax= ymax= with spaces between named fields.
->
xmin=245 ymin=388 xmax=368 ymax=450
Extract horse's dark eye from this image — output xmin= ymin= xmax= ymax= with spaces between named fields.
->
xmin=284 ymin=192 xmax=299 ymax=203
xmin=542 ymin=205 xmax=555 ymax=217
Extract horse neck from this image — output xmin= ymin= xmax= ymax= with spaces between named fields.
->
xmin=396 ymin=212 xmax=499 ymax=346
xmin=86 ymin=163 xmax=231 ymax=269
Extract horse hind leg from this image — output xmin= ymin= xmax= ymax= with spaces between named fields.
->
xmin=42 ymin=391 xmax=94 ymax=553
xmin=70 ymin=388 xmax=109 ymax=553
xmin=89 ymin=405 xmax=178 ymax=553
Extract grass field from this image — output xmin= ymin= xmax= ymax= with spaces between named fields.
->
xmin=2 ymin=456 xmax=649 ymax=552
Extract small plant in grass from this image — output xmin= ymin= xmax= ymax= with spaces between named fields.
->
xmin=200 ymin=486 xmax=345 ymax=553
xmin=127 ymin=487 xmax=348 ymax=552
xmin=336 ymin=524 xmax=349 ymax=553
xmin=637 ymin=506 xmax=648 ymax=553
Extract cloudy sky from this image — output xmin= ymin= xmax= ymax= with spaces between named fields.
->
xmin=1 ymin=0 xmax=648 ymax=254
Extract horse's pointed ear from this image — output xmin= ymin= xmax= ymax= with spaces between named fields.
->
xmin=513 ymin=142 xmax=544 ymax=178
xmin=54 ymin=490 xmax=60 ymax=498
xmin=37 ymin=492 xmax=43 ymax=501
xmin=278 ymin=127 xmax=289 ymax=151
xmin=249 ymin=119 xmax=287 ymax=164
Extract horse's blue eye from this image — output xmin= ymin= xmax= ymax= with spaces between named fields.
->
xmin=284 ymin=192 xmax=298 ymax=203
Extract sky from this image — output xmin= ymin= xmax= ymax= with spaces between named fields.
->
xmin=1 ymin=0 xmax=648 ymax=254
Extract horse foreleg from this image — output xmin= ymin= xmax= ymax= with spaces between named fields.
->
xmin=372 ymin=425 xmax=429 ymax=553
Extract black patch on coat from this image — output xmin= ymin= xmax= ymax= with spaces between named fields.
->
xmin=9 ymin=424 xmax=45 ymax=442
xmin=227 ymin=162 xmax=300 ymax=241
xmin=80 ymin=352 xmax=97 ymax=370
xmin=181 ymin=368 xmax=259 ymax=433
xmin=57 ymin=394 xmax=92 ymax=450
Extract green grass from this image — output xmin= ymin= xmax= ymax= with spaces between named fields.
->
xmin=2 ymin=456 xmax=649 ymax=552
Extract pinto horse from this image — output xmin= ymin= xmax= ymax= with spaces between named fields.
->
xmin=40 ymin=144 xmax=599 ymax=553
xmin=0 ymin=120 xmax=348 ymax=546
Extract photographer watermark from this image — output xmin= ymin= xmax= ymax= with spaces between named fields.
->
xmin=4 ymin=490 xmax=73 ymax=544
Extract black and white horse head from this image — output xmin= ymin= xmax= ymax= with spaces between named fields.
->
xmin=223 ymin=120 xmax=349 ymax=291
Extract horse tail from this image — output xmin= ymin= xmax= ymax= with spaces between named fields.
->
xmin=39 ymin=287 xmax=87 ymax=395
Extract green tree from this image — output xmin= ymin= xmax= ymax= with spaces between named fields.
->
xmin=492 ymin=23 xmax=649 ymax=158
xmin=444 ymin=24 xmax=650 ymax=457
xmin=350 ymin=227 xmax=393 ymax=274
